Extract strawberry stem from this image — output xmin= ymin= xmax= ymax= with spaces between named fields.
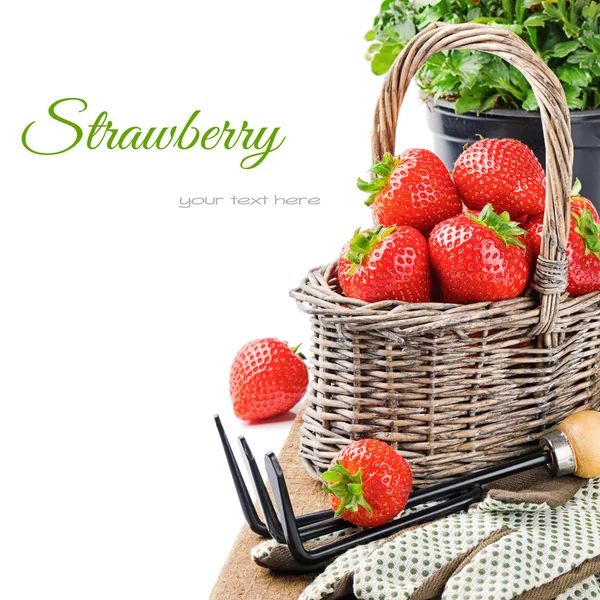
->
xmin=357 ymin=153 xmax=401 ymax=207
xmin=573 ymin=209 xmax=600 ymax=260
xmin=322 ymin=461 xmax=373 ymax=517
xmin=467 ymin=203 xmax=527 ymax=248
xmin=344 ymin=225 xmax=396 ymax=276
xmin=289 ymin=343 xmax=306 ymax=360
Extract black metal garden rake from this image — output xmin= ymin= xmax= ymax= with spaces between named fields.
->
xmin=215 ymin=413 xmax=578 ymax=565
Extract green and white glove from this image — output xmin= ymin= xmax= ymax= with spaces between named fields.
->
xmin=301 ymin=470 xmax=600 ymax=600
xmin=436 ymin=481 xmax=600 ymax=600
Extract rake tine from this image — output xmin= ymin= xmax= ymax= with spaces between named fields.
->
xmin=264 ymin=450 xmax=318 ymax=562
xmin=213 ymin=414 xmax=269 ymax=537
xmin=265 ymin=451 xmax=484 ymax=565
xmin=239 ymin=436 xmax=343 ymax=542
xmin=216 ymin=415 xmax=336 ymax=541
xmin=238 ymin=436 xmax=286 ymax=543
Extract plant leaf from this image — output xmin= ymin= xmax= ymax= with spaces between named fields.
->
xmin=365 ymin=0 xmax=600 ymax=111
xmin=523 ymin=13 xmax=552 ymax=27
xmin=545 ymin=40 xmax=580 ymax=58
xmin=557 ymin=65 xmax=592 ymax=87
xmin=455 ymin=93 xmax=485 ymax=114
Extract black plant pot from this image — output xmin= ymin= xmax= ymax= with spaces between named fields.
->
xmin=426 ymin=100 xmax=600 ymax=210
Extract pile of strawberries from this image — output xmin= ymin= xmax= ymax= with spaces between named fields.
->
xmin=339 ymin=139 xmax=600 ymax=304
xmin=228 ymin=139 xmax=600 ymax=424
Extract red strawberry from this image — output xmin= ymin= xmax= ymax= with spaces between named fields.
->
xmin=338 ymin=224 xmax=431 ymax=303
xmin=567 ymin=210 xmax=600 ymax=295
xmin=514 ymin=214 xmax=529 ymax=225
xmin=229 ymin=339 xmax=309 ymax=421
xmin=453 ymin=138 xmax=546 ymax=218
xmin=526 ymin=209 xmax=600 ymax=296
xmin=524 ymin=180 xmax=599 ymax=261
xmin=429 ymin=203 xmax=531 ymax=303
xmin=572 ymin=196 xmax=599 ymax=220
xmin=570 ymin=179 xmax=599 ymax=221
xmin=523 ymin=214 xmax=544 ymax=259
xmin=322 ymin=439 xmax=412 ymax=528
xmin=358 ymin=149 xmax=462 ymax=235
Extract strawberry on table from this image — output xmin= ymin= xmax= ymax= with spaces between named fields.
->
xmin=453 ymin=138 xmax=546 ymax=218
xmin=338 ymin=224 xmax=431 ymax=303
xmin=358 ymin=149 xmax=462 ymax=235
xmin=322 ymin=439 xmax=412 ymax=528
xmin=429 ymin=204 xmax=531 ymax=303
xmin=229 ymin=338 xmax=309 ymax=421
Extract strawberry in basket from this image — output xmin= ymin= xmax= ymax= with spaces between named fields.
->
xmin=524 ymin=184 xmax=600 ymax=296
xmin=429 ymin=203 xmax=531 ymax=303
xmin=453 ymin=138 xmax=546 ymax=219
xmin=358 ymin=149 xmax=462 ymax=235
xmin=570 ymin=179 xmax=599 ymax=221
xmin=524 ymin=180 xmax=599 ymax=256
xmin=338 ymin=224 xmax=431 ymax=303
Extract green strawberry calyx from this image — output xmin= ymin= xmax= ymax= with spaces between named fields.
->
xmin=322 ymin=461 xmax=373 ymax=517
xmin=289 ymin=343 xmax=306 ymax=360
xmin=571 ymin=178 xmax=583 ymax=198
xmin=468 ymin=203 xmax=527 ymax=248
xmin=573 ymin=209 xmax=600 ymax=260
xmin=344 ymin=225 xmax=396 ymax=276
xmin=357 ymin=153 xmax=401 ymax=207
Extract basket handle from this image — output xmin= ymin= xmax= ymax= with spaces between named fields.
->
xmin=372 ymin=22 xmax=573 ymax=336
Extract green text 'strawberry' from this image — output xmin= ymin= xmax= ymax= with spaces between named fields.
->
xmin=358 ymin=149 xmax=462 ymax=235
xmin=453 ymin=138 xmax=546 ymax=218
xmin=338 ymin=224 xmax=431 ymax=303
xmin=229 ymin=338 xmax=308 ymax=421
xmin=429 ymin=204 xmax=531 ymax=303
xmin=323 ymin=438 xmax=413 ymax=528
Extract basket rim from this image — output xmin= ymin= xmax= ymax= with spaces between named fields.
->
xmin=290 ymin=261 xmax=600 ymax=333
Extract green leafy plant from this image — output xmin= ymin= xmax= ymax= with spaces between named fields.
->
xmin=365 ymin=0 xmax=600 ymax=113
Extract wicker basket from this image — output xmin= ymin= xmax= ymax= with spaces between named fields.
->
xmin=291 ymin=22 xmax=600 ymax=488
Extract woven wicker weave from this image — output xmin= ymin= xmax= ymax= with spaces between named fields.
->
xmin=291 ymin=22 xmax=600 ymax=487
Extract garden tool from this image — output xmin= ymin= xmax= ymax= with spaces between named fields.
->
xmin=215 ymin=414 xmax=480 ymax=544
xmin=216 ymin=410 xmax=600 ymax=567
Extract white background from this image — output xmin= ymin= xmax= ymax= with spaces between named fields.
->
xmin=1 ymin=2 xmax=432 ymax=598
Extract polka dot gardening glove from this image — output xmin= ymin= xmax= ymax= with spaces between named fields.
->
xmin=300 ymin=470 xmax=600 ymax=600
xmin=555 ymin=575 xmax=600 ymax=599
xmin=439 ymin=480 xmax=600 ymax=600
xmin=351 ymin=477 xmax=600 ymax=600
